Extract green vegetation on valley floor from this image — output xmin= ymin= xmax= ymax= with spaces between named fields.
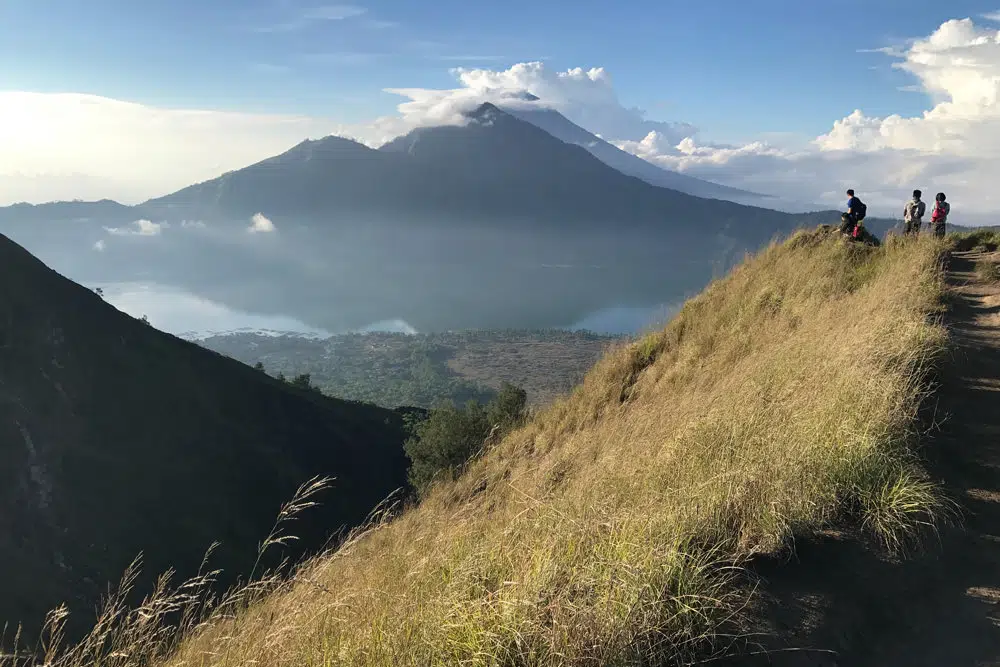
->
xmin=195 ymin=329 xmax=622 ymax=409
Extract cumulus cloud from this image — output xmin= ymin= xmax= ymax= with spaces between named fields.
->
xmin=104 ymin=219 xmax=167 ymax=236
xmin=10 ymin=15 xmax=1000 ymax=219
xmin=611 ymin=17 xmax=1000 ymax=216
xmin=181 ymin=220 xmax=207 ymax=229
xmin=346 ymin=61 xmax=697 ymax=147
xmin=93 ymin=239 xmax=106 ymax=252
xmin=0 ymin=92 xmax=342 ymax=205
xmin=248 ymin=213 xmax=276 ymax=233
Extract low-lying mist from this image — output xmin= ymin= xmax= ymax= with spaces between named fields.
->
xmin=1 ymin=215 xmax=747 ymax=335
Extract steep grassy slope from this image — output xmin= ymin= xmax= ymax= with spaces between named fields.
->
xmin=8 ymin=230 xmax=952 ymax=665
xmin=0 ymin=233 xmax=411 ymax=641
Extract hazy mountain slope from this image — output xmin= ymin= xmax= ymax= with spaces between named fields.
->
xmin=0 ymin=233 xmax=411 ymax=638
xmin=502 ymin=105 xmax=770 ymax=203
xmin=143 ymin=103 xmax=829 ymax=236
xmin=143 ymin=135 xmax=403 ymax=221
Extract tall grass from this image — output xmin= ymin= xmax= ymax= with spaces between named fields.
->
xmin=3 ymin=230 xmax=954 ymax=666
xmin=951 ymin=228 xmax=1000 ymax=253
xmin=975 ymin=258 xmax=1000 ymax=283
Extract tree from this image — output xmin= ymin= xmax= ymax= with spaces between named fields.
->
xmin=140 ymin=315 xmax=150 ymax=325
xmin=253 ymin=361 xmax=265 ymax=372
xmin=94 ymin=287 xmax=104 ymax=298
xmin=404 ymin=383 xmax=528 ymax=497
xmin=291 ymin=373 xmax=321 ymax=393
xmin=486 ymin=383 xmax=527 ymax=435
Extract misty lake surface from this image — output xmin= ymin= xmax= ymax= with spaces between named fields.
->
xmin=97 ymin=282 xmax=675 ymax=338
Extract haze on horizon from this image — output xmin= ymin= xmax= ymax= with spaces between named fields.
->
xmin=4 ymin=2 xmax=1000 ymax=220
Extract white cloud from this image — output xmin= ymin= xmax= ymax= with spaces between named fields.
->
xmin=181 ymin=220 xmax=207 ymax=229
xmin=104 ymin=219 xmax=167 ymax=236
xmin=248 ymin=213 xmax=276 ymax=233
xmin=10 ymin=15 xmax=1000 ymax=219
xmin=0 ymin=92 xmax=342 ymax=205
xmin=338 ymin=61 xmax=696 ymax=147
xmin=93 ymin=239 xmax=106 ymax=252
xmin=609 ymin=18 xmax=1000 ymax=216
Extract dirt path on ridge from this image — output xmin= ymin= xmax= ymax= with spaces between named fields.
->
xmin=722 ymin=250 xmax=1000 ymax=666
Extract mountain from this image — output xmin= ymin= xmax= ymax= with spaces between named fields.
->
xmin=0 ymin=233 xmax=412 ymax=639
xmin=0 ymin=104 xmax=844 ymax=334
xmin=501 ymin=105 xmax=772 ymax=205
xmin=143 ymin=103 xmax=828 ymax=234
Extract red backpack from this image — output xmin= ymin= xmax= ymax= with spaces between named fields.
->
xmin=932 ymin=202 xmax=947 ymax=222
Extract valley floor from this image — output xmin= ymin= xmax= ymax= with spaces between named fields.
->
xmin=736 ymin=250 xmax=1000 ymax=666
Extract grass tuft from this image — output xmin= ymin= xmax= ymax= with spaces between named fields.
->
xmin=975 ymin=258 xmax=1000 ymax=283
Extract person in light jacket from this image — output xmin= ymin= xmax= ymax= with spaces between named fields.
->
xmin=903 ymin=189 xmax=926 ymax=236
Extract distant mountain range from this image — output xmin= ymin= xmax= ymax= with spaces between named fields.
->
xmin=0 ymin=232 xmax=412 ymax=640
xmin=0 ymin=103 xmax=848 ymax=334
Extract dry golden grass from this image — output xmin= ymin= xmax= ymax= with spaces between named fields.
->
xmin=975 ymin=257 xmax=1000 ymax=283
xmin=3 ymin=230 xmax=954 ymax=667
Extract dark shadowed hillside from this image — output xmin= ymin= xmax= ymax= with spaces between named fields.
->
xmin=0 ymin=234 xmax=411 ymax=639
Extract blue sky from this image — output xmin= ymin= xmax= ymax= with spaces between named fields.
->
xmin=4 ymin=0 xmax=998 ymax=144
xmin=6 ymin=1 xmax=1000 ymax=217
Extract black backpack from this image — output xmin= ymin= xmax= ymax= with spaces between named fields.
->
xmin=855 ymin=200 xmax=867 ymax=221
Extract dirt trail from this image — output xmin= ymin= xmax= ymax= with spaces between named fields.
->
xmin=725 ymin=250 xmax=1000 ymax=666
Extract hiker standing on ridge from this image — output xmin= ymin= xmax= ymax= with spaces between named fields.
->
xmin=931 ymin=193 xmax=950 ymax=238
xmin=840 ymin=189 xmax=867 ymax=236
xmin=903 ymin=189 xmax=926 ymax=236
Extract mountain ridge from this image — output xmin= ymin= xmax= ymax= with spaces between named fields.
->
xmin=501 ymin=104 xmax=770 ymax=203
xmin=0 ymin=232 xmax=412 ymax=640
xmin=140 ymin=102 xmax=826 ymax=235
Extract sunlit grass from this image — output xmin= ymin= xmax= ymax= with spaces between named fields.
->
xmin=2 ymin=229 xmax=954 ymax=667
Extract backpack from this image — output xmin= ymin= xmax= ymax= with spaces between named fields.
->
xmin=932 ymin=202 xmax=947 ymax=223
xmin=855 ymin=200 xmax=867 ymax=221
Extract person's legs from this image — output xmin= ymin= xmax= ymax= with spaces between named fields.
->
xmin=840 ymin=214 xmax=856 ymax=235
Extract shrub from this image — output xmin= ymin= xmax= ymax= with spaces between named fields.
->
xmin=405 ymin=383 xmax=527 ymax=494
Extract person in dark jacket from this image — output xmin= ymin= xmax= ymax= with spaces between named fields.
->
xmin=840 ymin=189 xmax=866 ymax=235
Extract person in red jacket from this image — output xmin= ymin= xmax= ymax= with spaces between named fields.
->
xmin=931 ymin=192 xmax=950 ymax=238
